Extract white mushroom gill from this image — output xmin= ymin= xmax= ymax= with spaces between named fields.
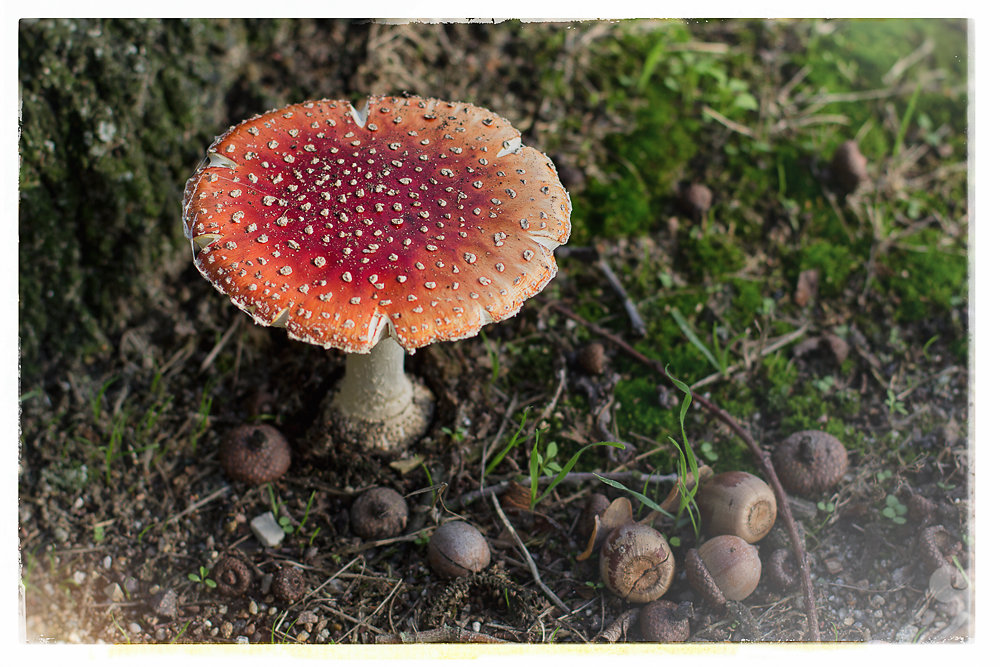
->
xmin=349 ymin=98 xmax=371 ymax=128
xmin=497 ymin=136 xmax=522 ymax=158
xmin=207 ymin=151 xmax=239 ymax=170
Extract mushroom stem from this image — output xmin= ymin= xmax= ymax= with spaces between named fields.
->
xmin=321 ymin=336 xmax=434 ymax=454
xmin=333 ymin=337 xmax=414 ymax=421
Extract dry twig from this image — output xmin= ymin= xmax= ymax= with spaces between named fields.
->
xmin=490 ymin=492 xmax=570 ymax=614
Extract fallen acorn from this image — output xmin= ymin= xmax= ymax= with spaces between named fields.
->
xmin=685 ymin=535 xmax=761 ymax=607
xmin=428 ymin=521 xmax=491 ymax=579
xmin=350 ymin=486 xmax=408 ymax=540
xmin=600 ymin=523 xmax=676 ymax=603
xmin=696 ymin=470 xmax=776 ymax=544
xmin=219 ymin=424 xmax=291 ymax=485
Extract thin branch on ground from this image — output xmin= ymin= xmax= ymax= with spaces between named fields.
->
xmin=458 ymin=470 xmax=679 ymax=507
xmin=164 ymin=484 xmax=230 ymax=525
xmin=490 ymin=492 xmax=571 ymax=614
xmin=374 ymin=626 xmax=510 ymax=644
xmin=689 ymin=324 xmax=808 ymax=391
xmin=546 ymin=299 xmax=821 ymax=641
xmin=596 ymin=253 xmax=647 ymax=336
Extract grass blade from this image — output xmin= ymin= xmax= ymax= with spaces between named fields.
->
xmin=534 ymin=441 xmax=625 ymax=508
xmin=670 ymin=308 xmax=722 ymax=373
xmin=485 ymin=409 xmax=529 ymax=476
xmin=593 ymin=473 xmax=675 ymax=519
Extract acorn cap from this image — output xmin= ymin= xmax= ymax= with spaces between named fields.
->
xmin=773 ymin=430 xmax=848 ymax=497
xmin=639 ymin=599 xmax=692 ymax=642
xmin=271 ymin=566 xmax=306 ymax=604
xmin=182 ymin=96 xmax=572 ymax=355
xmin=211 ymin=554 xmax=252 ymax=597
xmin=219 ymin=424 xmax=291 ymax=484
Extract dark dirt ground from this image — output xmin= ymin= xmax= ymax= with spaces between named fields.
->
xmin=16 ymin=18 xmax=972 ymax=646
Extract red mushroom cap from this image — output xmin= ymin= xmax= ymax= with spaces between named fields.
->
xmin=182 ymin=96 xmax=572 ymax=353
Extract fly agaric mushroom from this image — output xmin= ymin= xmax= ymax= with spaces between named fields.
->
xmin=183 ymin=96 xmax=571 ymax=455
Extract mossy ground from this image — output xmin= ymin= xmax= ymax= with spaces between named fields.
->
xmin=19 ymin=19 xmax=969 ymax=644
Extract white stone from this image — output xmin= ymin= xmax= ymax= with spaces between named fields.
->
xmin=250 ymin=512 xmax=286 ymax=548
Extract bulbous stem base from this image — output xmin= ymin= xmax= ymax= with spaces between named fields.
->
xmin=307 ymin=338 xmax=434 ymax=459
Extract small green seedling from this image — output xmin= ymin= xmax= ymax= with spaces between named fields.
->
xmin=699 ymin=441 xmax=719 ymax=463
xmin=441 ymin=425 xmax=468 ymax=443
xmin=881 ymin=494 xmax=908 ymax=524
xmin=530 ymin=437 xmax=625 ymax=509
xmin=188 ymin=565 xmax=216 ymax=589
xmin=817 ymin=499 xmax=836 ymax=513
xmin=884 ymin=389 xmax=908 ymax=416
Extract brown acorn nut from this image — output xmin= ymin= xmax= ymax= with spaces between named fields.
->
xmin=219 ymin=424 xmax=291 ymax=485
xmin=600 ymin=523 xmax=676 ymax=603
xmin=577 ymin=342 xmax=608 ymax=376
xmin=350 ymin=487 xmax=408 ymax=539
xmin=685 ymin=535 xmax=761 ymax=607
xmin=639 ymin=599 xmax=692 ymax=642
xmin=773 ymin=430 xmax=848 ymax=497
xmin=696 ymin=470 xmax=777 ymax=544
xmin=427 ymin=521 xmax=491 ymax=579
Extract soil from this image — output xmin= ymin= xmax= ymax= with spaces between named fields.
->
xmin=17 ymin=19 xmax=971 ymax=646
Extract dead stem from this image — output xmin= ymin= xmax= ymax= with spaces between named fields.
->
xmin=596 ymin=251 xmax=647 ymax=336
xmin=545 ymin=299 xmax=821 ymax=641
xmin=375 ymin=626 xmax=510 ymax=644
xmin=689 ymin=324 xmax=808 ymax=391
xmin=490 ymin=492 xmax=571 ymax=614
xmin=458 ymin=470 xmax=679 ymax=507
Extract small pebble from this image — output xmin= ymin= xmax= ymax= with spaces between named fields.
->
xmin=128 ymin=622 xmax=142 ymax=634
xmin=895 ymin=624 xmax=920 ymax=642
xmin=152 ymin=589 xmax=179 ymax=618
xmin=73 ymin=571 xmax=87 ymax=585
xmin=250 ymin=511 xmax=286 ymax=548
xmin=104 ymin=583 xmax=125 ymax=602
xmin=296 ymin=631 xmax=310 ymax=642
xmin=249 ymin=600 xmax=259 ymax=615
xmin=236 ymin=636 xmax=249 ymax=644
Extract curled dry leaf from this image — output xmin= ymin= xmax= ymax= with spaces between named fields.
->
xmin=577 ymin=496 xmax=633 ymax=561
